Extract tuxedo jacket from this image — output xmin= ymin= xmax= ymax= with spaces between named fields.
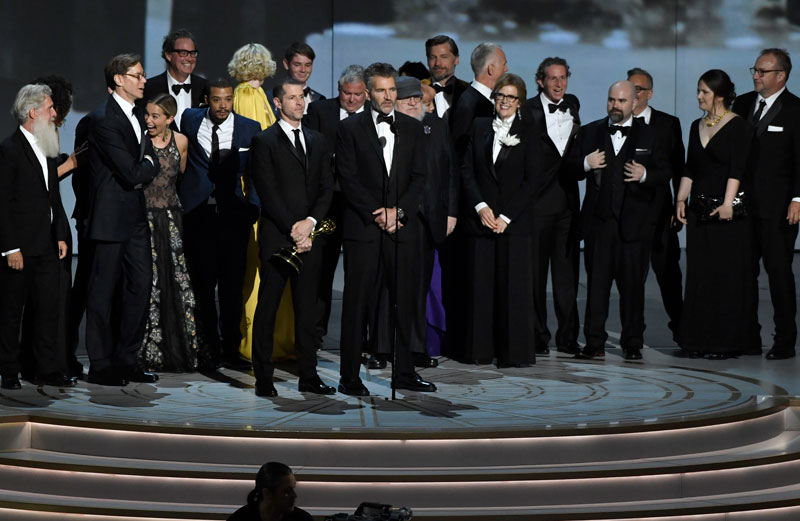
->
xmin=142 ymin=72 xmax=208 ymax=109
xmin=336 ymin=110 xmax=426 ymax=243
xmin=0 ymin=129 xmax=68 ymax=256
xmin=451 ymin=85 xmax=494 ymax=161
xmin=568 ymin=117 xmax=669 ymax=242
xmin=461 ymin=116 xmax=541 ymax=237
xmin=179 ymin=108 xmax=261 ymax=216
xmin=86 ymin=96 xmax=159 ymax=242
xmin=525 ymin=93 xmax=581 ymax=215
xmin=420 ymin=112 xmax=457 ymax=244
xmin=267 ymin=86 xmax=325 ymax=121
xmin=435 ymin=76 xmax=470 ymax=123
xmin=732 ymin=89 xmax=800 ymax=220
xmin=70 ymin=115 xmax=92 ymax=223
xmin=250 ymin=124 xmax=333 ymax=256
xmin=303 ymin=97 xmax=341 ymax=149
xmin=648 ymin=108 xmax=685 ymax=212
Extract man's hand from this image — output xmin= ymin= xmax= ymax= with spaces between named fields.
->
xmin=58 ymin=241 xmax=68 ymax=260
xmin=6 ymin=251 xmax=22 ymax=270
xmin=373 ymin=207 xmax=398 ymax=233
xmin=446 ymin=216 xmax=457 ymax=236
xmin=623 ymin=160 xmax=646 ymax=183
xmin=787 ymin=201 xmax=800 ymax=225
xmin=291 ymin=218 xmax=315 ymax=244
xmin=493 ymin=219 xmax=508 ymax=234
xmin=478 ymin=207 xmax=497 ymax=230
xmin=586 ymin=149 xmax=606 ymax=169
xmin=676 ymin=201 xmax=687 ymax=225
xmin=296 ymin=236 xmax=313 ymax=253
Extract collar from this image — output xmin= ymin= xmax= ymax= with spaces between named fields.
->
xmin=635 ymin=105 xmax=652 ymax=124
xmin=493 ymin=113 xmax=515 ymax=129
xmin=204 ymin=109 xmax=233 ymax=129
xmin=609 ymin=116 xmax=633 ymax=128
xmin=371 ymin=107 xmax=396 ymax=125
xmin=278 ymin=118 xmax=302 ymax=134
xmin=112 ymin=92 xmax=136 ymax=117
xmin=167 ymin=71 xmax=192 ymax=87
xmin=471 ymin=80 xmax=493 ymax=102
xmin=758 ymin=86 xmax=786 ymax=105
xmin=540 ymin=91 xmax=564 ymax=108
xmin=19 ymin=125 xmax=38 ymax=148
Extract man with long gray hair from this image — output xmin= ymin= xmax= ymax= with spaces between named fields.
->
xmin=0 ymin=84 xmax=72 ymax=390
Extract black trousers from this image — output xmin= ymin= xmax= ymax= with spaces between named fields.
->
xmin=339 ymin=236 xmax=417 ymax=382
xmin=68 ymin=221 xmax=93 ymax=358
xmin=754 ymin=216 xmax=798 ymax=349
xmin=0 ymin=250 xmax=62 ymax=377
xmin=182 ymin=204 xmax=251 ymax=363
xmin=411 ymin=219 xmax=438 ymax=355
xmin=440 ymin=228 xmax=469 ymax=361
xmin=650 ymin=211 xmax=684 ymax=335
xmin=584 ymin=218 xmax=651 ymax=350
xmin=531 ymin=210 xmax=580 ymax=350
xmin=85 ymin=221 xmax=152 ymax=372
xmin=252 ymin=242 xmax=322 ymax=384
xmin=315 ymin=191 xmax=344 ymax=341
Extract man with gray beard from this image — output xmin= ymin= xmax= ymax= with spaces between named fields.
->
xmin=0 ymin=84 xmax=73 ymax=390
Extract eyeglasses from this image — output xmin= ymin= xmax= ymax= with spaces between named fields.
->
xmin=171 ymin=49 xmax=199 ymax=58
xmin=494 ymin=93 xmax=519 ymax=102
xmin=750 ymin=67 xmax=783 ymax=77
xmin=633 ymin=86 xmax=652 ymax=93
xmin=124 ymin=72 xmax=147 ymax=81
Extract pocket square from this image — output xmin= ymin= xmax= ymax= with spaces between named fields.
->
xmin=635 ymin=148 xmax=650 ymax=153
xmin=767 ymin=126 xmax=783 ymax=132
xmin=239 ymin=147 xmax=250 ymax=151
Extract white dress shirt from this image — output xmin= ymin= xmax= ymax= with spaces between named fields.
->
xmin=475 ymin=115 xmax=514 ymax=224
xmin=471 ymin=79 xmax=493 ymax=103
xmin=541 ymin=92 xmax=574 ymax=157
xmin=166 ymin=71 xmax=192 ymax=129
xmin=197 ymin=110 xmax=234 ymax=157
xmin=339 ymin=104 xmax=364 ymax=121
xmin=433 ymin=81 xmax=450 ymax=118
xmin=371 ymin=109 xmax=395 ymax=175
xmin=582 ymin=116 xmax=647 ymax=182
xmin=636 ymin=105 xmax=652 ymax=125
xmin=755 ymin=86 xmax=785 ymax=121
xmin=112 ymin=92 xmax=142 ymax=144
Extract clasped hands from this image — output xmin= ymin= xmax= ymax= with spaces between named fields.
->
xmin=585 ymin=150 xmax=645 ymax=182
xmin=478 ymin=207 xmax=507 ymax=234
xmin=373 ymin=207 xmax=403 ymax=234
xmin=290 ymin=219 xmax=314 ymax=253
xmin=6 ymin=241 xmax=67 ymax=271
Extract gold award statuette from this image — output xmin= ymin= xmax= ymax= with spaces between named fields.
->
xmin=272 ymin=218 xmax=336 ymax=274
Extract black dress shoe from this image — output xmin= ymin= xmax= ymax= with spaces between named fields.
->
xmin=121 ymin=368 xmax=159 ymax=383
xmin=67 ymin=358 xmax=84 ymax=378
xmin=298 ymin=377 xmax=336 ymax=395
xmin=255 ymin=381 xmax=278 ymax=397
xmin=222 ymin=354 xmax=252 ymax=370
xmin=535 ymin=346 xmax=550 ymax=355
xmin=766 ymin=348 xmax=796 ymax=360
xmin=338 ymin=379 xmax=370 ymax=396
xmin=706 ymin=352 xmax=734 ymax=360
xmin=87 ymin=369 xmax=128 ymax=386
xmin=473 ymin=357 xmax=494 ymax=365
xmin=38 ymin=372 xmax=78 ymax=387
xmin=1 ymin=376 xmax=21 ymax=390
xmin=556 ymin=344 xmax=581 ymax=355
xmin=365 ymin=355 xmax=388 ymax=370
xmin=394 ymin=373 xmax=437 ymax=392
xmin=413 ymin=353 xmax=439 ymax=368
xmin=623 ymin=349 xmax=643 ymax=360
xmin=576 ymin=347 xmax=605 ymax=359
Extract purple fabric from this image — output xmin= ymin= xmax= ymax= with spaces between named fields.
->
xmin=425 ymin=250 xmax=446 ymax=356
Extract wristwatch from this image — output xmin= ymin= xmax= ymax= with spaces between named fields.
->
xmin=397 ymin=207 xmax=408 ymax=225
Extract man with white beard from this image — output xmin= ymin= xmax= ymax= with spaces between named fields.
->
xmin=0 ymin=84 xmax=72 ymax=390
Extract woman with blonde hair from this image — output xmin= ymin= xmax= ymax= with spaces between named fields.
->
xmin=228 ymin=43 xmax=296 ymax=362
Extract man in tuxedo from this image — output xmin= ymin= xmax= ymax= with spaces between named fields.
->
xmin=393 ymin=76 xmax=456 ymax=368
xmin=0 ymin=84 xmax=72 ymax=390
xmin=732 ymin=48 xmax=800 ymax=360
xmin=570 ymin=80 xmax=668 ymax=360
xmin=85 ymin=54 xmax=160 ymax=385
xmin=268 ymin=42 xmax=325 ymax=118
xmin=628 ymin=68 xmax=685 ymax=344
xmin=336 ymin=62 xmax=436 ymax=396
xmin=142 ymin=28 xmax=208 ymax=129
xmin=180 ymin=78 xmax=261 ymax=371
xmin=250 ymin=79 xmax=334 ymax=397
xmin=304 ymin=64 xmax=366 ymax=343
xmin=425 ymin=34 xmax=469 ymax=122
xmin=525 ymin=57 xmax=581 ymax=356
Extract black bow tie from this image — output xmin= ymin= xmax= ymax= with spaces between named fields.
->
xmin=303 ymin=87 xmax=310 ymax=97
xmin=433 ymin=82 xmax=454 ymax=95
xmin=171 ymin=83 xmax=191 ymax=95
xmin=376 ymin=114 xmax=394 ymax=126
xmin=548 ymin=102 xmax=569 ymax=113
xmin=608 ymin=125 xmax=630 ymax=136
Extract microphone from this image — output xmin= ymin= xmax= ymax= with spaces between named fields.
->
xmin=379 ymin=136 xmax=387 ymax=148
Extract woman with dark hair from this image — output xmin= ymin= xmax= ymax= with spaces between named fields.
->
xmin=228 ymin=462 xmax=312 ymax=521
xmin=139 ymin=92 xmax=201 ymax=371
xmin=461 ymin=73 xmax=540 ymax=367
xmin=675 ymin=69 xmax=759 ymax=358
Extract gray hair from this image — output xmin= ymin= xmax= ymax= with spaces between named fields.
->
xmin=470 ymin=42 xmax=502 ymax=76
xmin=338 ymin=64 xmax=365 ymax=87
xmin=12 ymin=84 xmax=52 ymax=125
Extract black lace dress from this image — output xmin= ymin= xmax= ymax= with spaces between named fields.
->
xmin=140 ymin=133 xmax=200 ymax=371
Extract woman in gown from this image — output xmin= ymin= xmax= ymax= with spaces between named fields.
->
xmin=460 ymin=73 xmax=539 ymax=367
xmin=227 ymin=43 xmax=296 ymax=363
xmin=139 ymin=93 xmax=200 ymax=371
xmin=676 ymin=69 xmax=759 ymax=359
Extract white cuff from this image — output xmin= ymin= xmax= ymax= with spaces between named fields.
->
xmin=499 ymin=214 xmax=511 ymax=224
xmin=306 ymin=216 xmax=318 ymax=227
xmin=475 ymin=202 xmax=488 ymax=213
xmin=639 ymin=167 xmax=647 ymax=183
xmin=2 ymin=248 xmax=20 ymax=257
xmin=583 ymin=157 xmax=591 ymax=172
xmin=792 ymin=197 xmax=800 ymax=203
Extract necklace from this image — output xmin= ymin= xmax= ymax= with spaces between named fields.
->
xmin=705 ymin=110 xmax=729 ymax=127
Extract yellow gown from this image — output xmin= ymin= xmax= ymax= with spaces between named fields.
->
xmin=233 ymin=82 xmax=296 ymax=361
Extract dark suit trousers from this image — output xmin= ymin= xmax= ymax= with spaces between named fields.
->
xmin=755 ymin=217 xmax=798 ymax=348
xmin=411 ymin=218 xmax=437 ymax=355
xmin=252 ymin=243 xmax=322 ymax=384
xmin=440 ymin=228 xmax=469 ymax=360
xmin=531 ymin=210 xmax=580 ymax=349
xmin=340 ymin=236 xmax=417 ymax=382
xmin=650 ymin=212 xmax=684 ymax=334
xmin=183 ymin=203 xmax=250 ymax=361
xmin=584 ymin=218 xmax=651 ymax=350
xmin=315 ymin=191 xmax=345 ymax=340
xmin=0 ymin=251 xmax=62 ymax=377
xmin=85 ymin=222 xmax=152 ymax=372
xmin=69 ymin=221 xmax=93 ymax=355
xmin=466 ymin=234 xmax=536 ymax=365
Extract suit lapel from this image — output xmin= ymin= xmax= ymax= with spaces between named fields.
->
xmin=483 ymin=124 xmax=496 ymax=179
xmin=756 ymin=95 xmax=782 ymax=136
xmin=16 ymin=130 xmax=47 ymax=191
xmin=495 ymin=117 xmax=523 ymax=172
xmin=359 ymin=111 xmax=388 ymax=174
xmin=279 ymin=125 xmax=306 ymax=167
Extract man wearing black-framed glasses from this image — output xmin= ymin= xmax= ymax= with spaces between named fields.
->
xmin=732 ymin=48 xmax=800 ymax=361
xmin=142 ymin=28 xmax=208 ymax=129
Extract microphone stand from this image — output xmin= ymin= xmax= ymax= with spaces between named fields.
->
xmin=389 ymin=122 xmax=399 ymax=401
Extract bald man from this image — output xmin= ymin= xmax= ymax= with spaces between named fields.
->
xmin=568 ymin=81 xmax=669 ymax=360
